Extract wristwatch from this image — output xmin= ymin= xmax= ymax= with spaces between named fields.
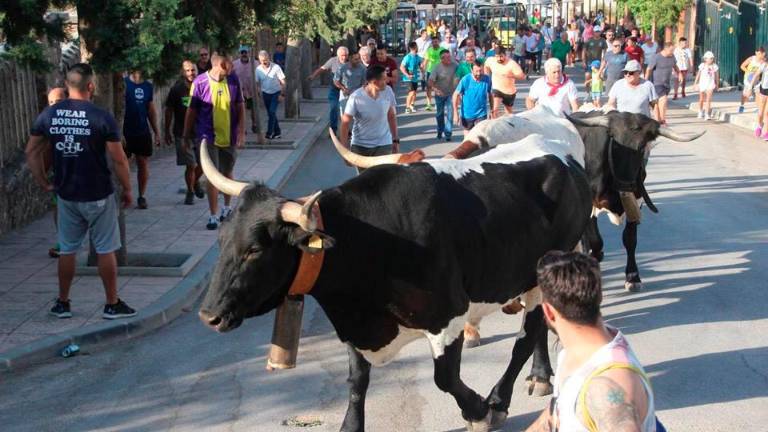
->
xmin=392 ymin=138 xmax=400 ymax=143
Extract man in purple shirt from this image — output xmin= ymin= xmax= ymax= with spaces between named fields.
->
xmin=183 ymin=53 xmax=245 ymax=230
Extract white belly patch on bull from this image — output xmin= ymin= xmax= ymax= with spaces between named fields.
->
xmin=357 ymin=301 xmax=516 ymax=365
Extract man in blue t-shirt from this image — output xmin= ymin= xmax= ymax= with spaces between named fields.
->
xmin=399 ymin=41 xmax=423 ymax=113
xmin=26 ymin=63 xmax=137 ymax=320
xmin=452 ymin=60 xmax=493 ymax=134
xmin=124 ymin=69 xmax=160 ymax=209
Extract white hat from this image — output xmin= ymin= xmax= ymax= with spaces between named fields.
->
xmin=623 ymin=59 xmax=642 ymax=72
xmin=702 ymin=51 xmax=715 ymax=59
xmin=593 ymin=25 xmax=602 ymax=32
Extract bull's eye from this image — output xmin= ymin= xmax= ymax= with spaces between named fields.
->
xmin=244 ymin=248 xmax=261 ymax=261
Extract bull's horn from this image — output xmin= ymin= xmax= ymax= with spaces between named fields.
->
xmin=329 ymin=128 xmax=423 ymax=168
xmin=299 ymin=190 xmax=322 ymax=232
xmin=658 ymin=127 xmax=705 ymax=142
xmin=566 ymin=114 xmax=611 ymax=128
xmin=280 ymin=191 xmax=321 ymax=232
xmin=200 ymin=139 xmax=248 ymax=196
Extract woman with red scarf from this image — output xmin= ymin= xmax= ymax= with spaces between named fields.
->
xmin=526 ymin=58 xmax=580 ymax=116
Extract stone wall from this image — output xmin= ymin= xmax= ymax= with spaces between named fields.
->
xmin=0 ymin=151 xmax=52 ymax=236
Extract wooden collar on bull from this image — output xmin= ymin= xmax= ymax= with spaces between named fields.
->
xmin=287 ymin=202 xmax=325 ymax=296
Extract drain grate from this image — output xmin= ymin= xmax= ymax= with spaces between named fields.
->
xmin=281 ymin=415 xmax=323 ymax=428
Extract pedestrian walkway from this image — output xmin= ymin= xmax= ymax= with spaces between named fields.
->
xmin=668 ymin=84 xmax=762 ymax=133
xmin=0 ymin=89 xmax=328 ymax=360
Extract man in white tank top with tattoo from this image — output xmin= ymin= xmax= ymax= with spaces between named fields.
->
xmin=526 ymin=251 xmax=658 ymax=432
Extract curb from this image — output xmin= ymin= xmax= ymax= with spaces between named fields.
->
xmin=0 ymin=115 xmax=330 ymax=373
xmin=669 ymin=89 xmax=754 ymax=132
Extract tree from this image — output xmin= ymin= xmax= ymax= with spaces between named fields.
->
xmin=616 ymin=0 xmax=693 ymax=33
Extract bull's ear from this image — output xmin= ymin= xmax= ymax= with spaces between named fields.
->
xmin=288 ymin=228 xmax=335 ymax=253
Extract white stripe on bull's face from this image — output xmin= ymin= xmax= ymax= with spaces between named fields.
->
xmin=461 ymin=106 xmax=586 ymax=167
xmin=426 ymin=134 xmax=579 ymax=180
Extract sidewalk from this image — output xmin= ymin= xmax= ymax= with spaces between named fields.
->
xmin=668 ymin=83 xmax=759 ymax=132
xmin=0 ymin=88 xmax=329 ymax=370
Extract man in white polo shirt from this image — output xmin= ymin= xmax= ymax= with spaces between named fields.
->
xmin=255 ymin=50 xmax=286 ymax=140
xmin=338 ymin=65 xmax=400 ymax=173
xmin=526 ymin=58 xmax=579 ymax=117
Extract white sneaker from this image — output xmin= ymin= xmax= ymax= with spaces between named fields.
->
xmin=219 ymin=206 xmax=233 ymax=222
xmin=704 ymin=112 xmax=711 ymax=121
xmin=697 ymin=110 xmax=704 ymax=119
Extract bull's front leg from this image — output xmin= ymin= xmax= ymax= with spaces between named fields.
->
xmin=340 ymin=344 xmax=371 ymax=432
xmin=524 ymin=326 xmax=554 ymax=397
xmin=623 ymin=221 xmax=643 ymax=292
xmin=584 ymin=216 xmax=605 ymax=262
xmin=431 ymin=331 xmax=491 ymax=431
xmin=485 ymin=303 xmax=547 ymax=429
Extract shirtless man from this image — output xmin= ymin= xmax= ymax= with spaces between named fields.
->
xmin=484 ymin=44 xmax=526 ymax=116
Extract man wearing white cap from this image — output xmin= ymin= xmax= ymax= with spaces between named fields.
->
xmin=526 ymin=58 xmax=580 ymax=117
xmin=606 ymin=59 xmax=658 ymax=117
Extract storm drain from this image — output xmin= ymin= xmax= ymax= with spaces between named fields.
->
xmin=281 ymin=415 xmax=323 ymax=428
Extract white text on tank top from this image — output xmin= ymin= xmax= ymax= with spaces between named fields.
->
xmin=552 ymin=328 xmax=656 ymax=432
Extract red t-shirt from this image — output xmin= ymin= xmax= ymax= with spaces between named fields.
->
xmin=369 ymin=56 xmax=399 ymax=87
xmin=625 ymin=45 xmax=643 ymax=63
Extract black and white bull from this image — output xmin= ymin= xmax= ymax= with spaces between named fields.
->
xmin=198 ymin=130 xmax=592 ymax=431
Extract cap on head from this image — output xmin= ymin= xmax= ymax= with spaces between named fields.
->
xmin=239 ymin=45 xmax=249 ymax=53
xmin=702 ymin=51 xmax=715 ymax=59
xmin=590 ymin=60 xmax=601 ymax=69
xmin=593 ymin=25 xmax=602 ymax=32
xmin=623 ymin=59 xmax=641 ymax=72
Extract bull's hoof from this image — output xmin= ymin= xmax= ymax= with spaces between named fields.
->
xmin=465 ymin=411 xmax=492 ymax=432
xmin=525 ymin=377 xmax=554 ymax=397
xmin=490 ymin=409 xmax=508 ymax=429
xmin=624 ymin=281 xmax=643 ymax=293
xmin=464 ymin=323 xmax=481 ymax=349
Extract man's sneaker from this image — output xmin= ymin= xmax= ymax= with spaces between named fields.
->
xmin=272 ymin=134 xmax=282 ymax=140
xmin=194 ymin=182 xmax=205 ymax=199
xmin=265 ymin=132 xmax=273 ymax=140
xmin=50 ymin=299 xmax=72 ymax=319
xmin=411 ymin=105 xmax=418 ymax=112
xmin=425 ymin=104 xmax=434 ymax=111
xmin=445 ymin=135 xmax=452 ymax=142
xmin=206 ymin=215 xmax=219 ymax=230
xmin=48 ymin=245 xmax=60 ymax=258
xmin=405 ymin=106 xmax=413 ymax=113
xmin=219 ymin=206 xmax=233 ymax=222
xmin=738 ymin=105 xmax=745 ymax=113
xmin=697 ymin=110 xmax=705 ymax=119
xmin=184 ymin=191 xmax=194 ymax=205
xmin=137 ymin=196 xmax=148 ymax=209
xmin=102 ymin=299 xmax=136 ymax=320
xmin=436 ymin=132 xmax=443 ymax=139
xmin=704 ymin=112 xmax=711 ymax=121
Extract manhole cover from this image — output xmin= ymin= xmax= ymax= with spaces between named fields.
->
xmin=281 ymin=415 xmax=323 ymax=428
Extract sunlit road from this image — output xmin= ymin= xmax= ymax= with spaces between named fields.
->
xmin=2 ymin=70 xmax=768 ymax=432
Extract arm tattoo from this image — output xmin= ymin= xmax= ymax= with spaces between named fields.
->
xmin=585 ymin=376 xmax=641 ymax=432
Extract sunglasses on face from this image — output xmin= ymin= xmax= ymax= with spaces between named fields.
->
xmin=624 ymin=71 xmax=638 ymax=75
xmin=612 ymin=44 xmax=621 ymax=47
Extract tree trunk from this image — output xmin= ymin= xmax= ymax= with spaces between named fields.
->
xmin=284 ymin=37 xmax=301 ymax=119
xmin=300 ymin=39 xmax=313 ymax=100
xmin=79 ymin=11 xmax=127 ymax=266
xmin=319 ymin=39 xmax=331 ymax=86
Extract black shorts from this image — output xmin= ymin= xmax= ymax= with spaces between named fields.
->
xmin=124 ymin=133 xmax=153 ymax=158
xmin=407 ymin=81 xmax=418 ymax=92
xmin=760 ymin=87 xmax=768 ymax=96
xmin=526 ymin=52 xmax=539 ymax=61
xmin=461 ymin=116 xmax=487 ymax=130
xmin=492 ymin=89 xmax=516 ymax=107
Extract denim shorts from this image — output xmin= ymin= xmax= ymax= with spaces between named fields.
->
xmin=58 ymin=194 xmax=121 ymax=255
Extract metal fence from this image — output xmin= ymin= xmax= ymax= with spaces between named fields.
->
xmin=696 ymin=0 xmax=755 ymax=88
xmin=0 ymin=61 xmax=40 ymax=168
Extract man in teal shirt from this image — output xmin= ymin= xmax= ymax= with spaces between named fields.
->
xmin=452 ymin=60 xmax=493 ymax=135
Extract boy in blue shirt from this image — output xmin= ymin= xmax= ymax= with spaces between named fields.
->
xmin=452 ymin=60 xmax=492 ymax=134
xmin=400 ymin=41 xmax=423 ymax=113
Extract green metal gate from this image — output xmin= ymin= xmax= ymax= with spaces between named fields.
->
xmin=695 ymin=0 xmax=740 ymax=87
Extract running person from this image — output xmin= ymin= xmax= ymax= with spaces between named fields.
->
xmin=422 ymin=36 xmax=443 ymax=111
xmin=400 ymin=42 xmax=424 ymax=113
xmin=739 ymin=47 xmax=767 ymax=114
xmin=484 ymin=44 xmax=526 ymax=116
xmin=453 ymin=60 xmax=493 ymax=135
xmin=646 ymin=41 xmax=679 ymax=125
xmin=429 ymin=49 xmax=459 ymax=141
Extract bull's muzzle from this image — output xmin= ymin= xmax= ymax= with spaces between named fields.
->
xmin=199 ymin=309 xmax=222 ymax=329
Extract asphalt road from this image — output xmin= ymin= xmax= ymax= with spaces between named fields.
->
xmin=2 ymin=72 xmax=767 ymax=432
